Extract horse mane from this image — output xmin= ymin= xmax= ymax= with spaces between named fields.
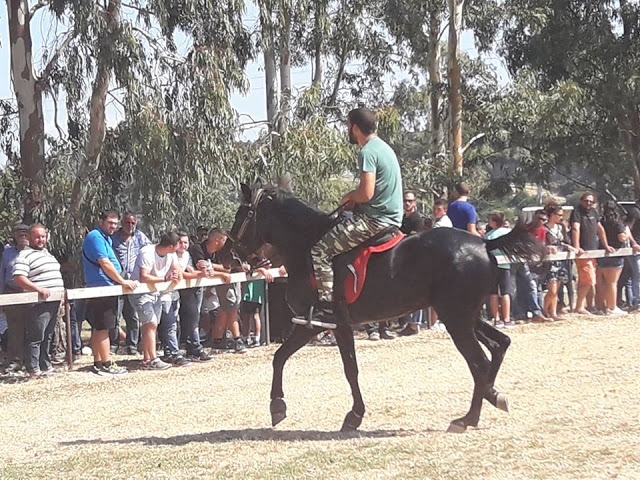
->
xmin=268 ymin=188 xmax=333 ymax=243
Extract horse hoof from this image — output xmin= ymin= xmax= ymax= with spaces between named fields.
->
xmin=496 ymin=393 xmax=510 ymax=413
xmin=270 ymin=398 xmax=287 ymax=427
xmin=446 ymin=421 xmax=467 ymax=434
xmin=340 ymin=410 xmax=363 ymax=432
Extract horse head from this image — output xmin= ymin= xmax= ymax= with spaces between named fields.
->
xmin=227 ymin=182 xmax=275 ymax=263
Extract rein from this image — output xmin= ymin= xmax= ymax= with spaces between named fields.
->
xmin=229 ymin=188 xmax=349 ymax=256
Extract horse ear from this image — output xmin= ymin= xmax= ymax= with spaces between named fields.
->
xmin=240 ymin=183 xmax=251 ymax=203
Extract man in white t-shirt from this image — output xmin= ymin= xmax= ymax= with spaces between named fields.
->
xmin=129 ymin=232 xmax=183 ymax=370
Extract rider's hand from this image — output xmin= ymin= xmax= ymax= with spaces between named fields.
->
xmin=606 ymin=245 xmax=615 ymax=254
xmin=633 ymin=244 xmax=640 ymax=253
xmin=340 ymin=193 xmax=356 ymax=210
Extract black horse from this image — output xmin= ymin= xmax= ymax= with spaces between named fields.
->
xmin=227 ymin=184 xmax=544 ymax=433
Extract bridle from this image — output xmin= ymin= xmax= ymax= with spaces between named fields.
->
xmin=228 ymin=188 xmax=265 ymax=258
xmin=228 ymin=187 xmax=350 ymax=258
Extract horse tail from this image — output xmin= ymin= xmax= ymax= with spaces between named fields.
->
xmin=483 ymin=224 xmax=546 ymax=266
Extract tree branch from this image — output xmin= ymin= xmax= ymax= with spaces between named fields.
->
xmin=461 ymin=133 xmax=485 ymax=154
xmin=50 ymin=90 xmax=65 ymax=139
xmin=30 ymin=0 xmax=50 ymax=16
xmin=38 ymin=29 xmax=75 ymax=84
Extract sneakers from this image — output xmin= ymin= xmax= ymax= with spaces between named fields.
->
xmin=397 ymin=325 xmax=419 ymax=336
xmin=210 ymin=338 xmax=231 ymax=354
xmin=431 ymin=321 xmax=447 ymax=332
xmin=164 ymin=355 xmax=192 ymax=367
xmin=494 ymin=319 xmax=505 ymax=328
xmin=379 ymin=328 xmax=397 ymax=340
xmin=124 ymin=346 xmax=139 ymax=356
xmin=607 ymin=307 xmax=628 ymax=316
xmin=503 ymin=320 xmax=516 ymax=329
xmin=186 ymin=351 xmax=214 ymax=362
xmin=103 ymin=362 xmax=128 ymax=376
xmin=311 ymin=332 xmax=337 ymax=346
xmin=368 ymin=331 xmax=381 ymax=341
xmin=233 ymin=337 xmax=247 ymax=354
xmin=142 ymin=358 xmax=171 ymax=370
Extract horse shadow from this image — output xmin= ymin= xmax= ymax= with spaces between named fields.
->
xmin=60 ymin=427 xmax=443 ymax=447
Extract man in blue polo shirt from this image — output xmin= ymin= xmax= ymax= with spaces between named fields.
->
xmin=83 ymin=210 xmax=138 ymax=376
xmin=448 ymin=182 xmax=480 ymax=236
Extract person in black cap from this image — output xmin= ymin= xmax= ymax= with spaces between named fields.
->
xmin=0 ymin=224 xmax=31 ymax=371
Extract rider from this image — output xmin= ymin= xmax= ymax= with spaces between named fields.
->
xmin=296 ymin=107 xmax=404 ymax=322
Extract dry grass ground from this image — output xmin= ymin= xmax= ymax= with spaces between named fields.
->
xmin=1 ymin=313 xmax=639 ymax=480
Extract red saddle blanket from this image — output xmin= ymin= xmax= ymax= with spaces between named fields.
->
xmin=344 ymin=233 xmax=405 ymax=304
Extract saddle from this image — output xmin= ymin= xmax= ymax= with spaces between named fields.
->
xmin=336 ymin=227 xmax=405 ymax=304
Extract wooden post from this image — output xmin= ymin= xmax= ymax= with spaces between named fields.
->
xmin=264 ymin=281 xmax=271 ymax=346
xmin=64 ymin=292 xmax=74 ymax=370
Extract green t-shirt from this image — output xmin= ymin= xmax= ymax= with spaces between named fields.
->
xmin=357 ymin=137 xmax=403 ymax=226
xmin=243 ymin=280 xmax=265 ymax=304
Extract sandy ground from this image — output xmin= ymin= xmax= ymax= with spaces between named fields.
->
xmin=1 ymin=313 xmax=639 ymax=480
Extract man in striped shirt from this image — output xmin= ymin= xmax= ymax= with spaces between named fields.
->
xmin=13 ymin=224 xmax=64 ymax=378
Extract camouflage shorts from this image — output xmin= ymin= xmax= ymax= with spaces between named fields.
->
xmin=311 ymin=213 xmax=391 ymax=302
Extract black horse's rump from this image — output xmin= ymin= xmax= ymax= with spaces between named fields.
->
xmin=227 ymin=185 xmax=544 ymax=433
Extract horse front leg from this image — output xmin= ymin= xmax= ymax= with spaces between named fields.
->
xmin=333 ymin=323 xmax=365 ymax=432
xmin=270 ymin=324 xmax=324 ymax=427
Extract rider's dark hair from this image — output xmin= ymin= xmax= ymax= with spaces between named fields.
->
xmin=347 ymin=108 xmax=377 ymax=135
xmin=434 ymin=198 xmax=447 ymax=209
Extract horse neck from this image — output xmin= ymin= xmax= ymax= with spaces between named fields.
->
xmin=266 ymin=196 xmax=332 ymax=274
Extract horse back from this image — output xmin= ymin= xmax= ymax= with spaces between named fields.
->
xmin=346 ymin=228 xmax=495 ymax=323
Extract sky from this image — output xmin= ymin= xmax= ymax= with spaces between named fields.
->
xmin=0 ymin=2 xmax=510 ymax=162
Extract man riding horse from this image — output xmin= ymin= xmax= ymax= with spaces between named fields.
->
xmin=294 ymin=107 xmax=404 ymax=325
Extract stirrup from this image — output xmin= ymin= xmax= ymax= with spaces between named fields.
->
xmin=291 ymin=306 xmax=337 ymax=330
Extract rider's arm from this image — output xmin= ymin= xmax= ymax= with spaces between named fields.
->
xmin=343 ymin=172 xmax=375 ymax=204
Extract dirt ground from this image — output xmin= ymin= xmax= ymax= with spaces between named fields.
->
xmin=1 ymin=313 xmax=639 ymax=480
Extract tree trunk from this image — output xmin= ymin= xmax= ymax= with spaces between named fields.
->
xmin=279 ymin=2 xmax=292 ymax=133
xmin=327 ymin=43 xmax=348 ymax=109
xmin=447 ymin=0 xmax=464 ymax=175
xmin=7 ymin=0 xmax=45 ymax=223
xmin=618 ymin=107 xmax=640 ymax=197
xmin=260 ymin=5 xmax=278 ymax=132
xmin=68 ymin=0 xmax=121 ymax=219
xmin=428 ymin=5 xmax=444 ymax=163
xmin=312 ymin=0 xmax=324 ymax=86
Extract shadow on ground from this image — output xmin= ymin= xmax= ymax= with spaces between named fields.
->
xmin=60 ymin=427 xmax=442 ymax=446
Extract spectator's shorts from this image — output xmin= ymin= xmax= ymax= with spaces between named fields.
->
xmin=215 ymin=283 xmax=241 ymax=312
xmin=241 ymin=301 xmax=261 ymax=316
xmin=87 ymin=297 xmax=118 ymax=331
xmin=128 ymin=294 xmax=162 ymax=325
xmin=491 ymin=268 xmax=513 ymax=296
xmin=597 ymin=256 xmax=624 ymax=269
xmin=575 ymin=258 xmax=597 ymax=287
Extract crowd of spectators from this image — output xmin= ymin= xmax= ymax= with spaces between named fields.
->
xmin=1 ymin=184 xmax=639 ymax=378
xmin=0 ymin=211 xmax=275 ymax=379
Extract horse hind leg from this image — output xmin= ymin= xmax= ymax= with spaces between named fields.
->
xmin=445 ymin=323 xmax=492 ymax=433
xmin=475 ymin=321 xmax=511 ymax=413
xmin=333 ymin=323 xmax=366 ymax=432
xmin=270 ymin=324 xmax=325 ymax=427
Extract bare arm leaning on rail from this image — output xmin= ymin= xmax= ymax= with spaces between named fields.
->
xmin=97 ymin=258 xmax=138 ymax=291
xmin=14 ymin=274 xmax=52 ymax=300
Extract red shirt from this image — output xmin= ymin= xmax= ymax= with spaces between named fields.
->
xmin=534 ymin=226 xmax=546 ymax=242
